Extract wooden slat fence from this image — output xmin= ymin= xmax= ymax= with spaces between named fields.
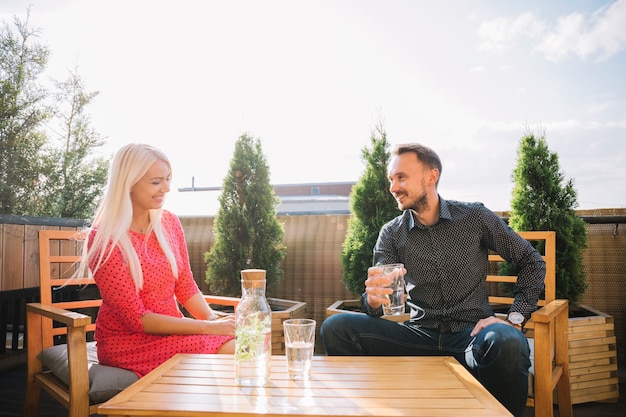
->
xmin=1 ymin=211 xmax=625 ymax=371
xmin=0 ymin=215 xmax=86 ymax=369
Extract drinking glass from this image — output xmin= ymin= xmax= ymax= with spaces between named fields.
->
xmin=377 ymin=263 xmax=405 ymax=315
xmin=283 ymin=318 xmax=316 ymax=379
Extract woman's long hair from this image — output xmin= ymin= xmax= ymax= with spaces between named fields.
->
xmin=76 ymin=143 xmax=178 ymax=291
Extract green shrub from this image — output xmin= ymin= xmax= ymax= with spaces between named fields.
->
xmin=508 ymin=131 xmax=588 ymax=304
xmin=341 ymin=124 xmax=400 ymax=295
xmin=205 ymin=134 xmax=286 ymax=296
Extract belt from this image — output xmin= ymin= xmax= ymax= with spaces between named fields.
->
xmin=437 ymin=323 xmax=451 ymax=333
xmin=406 ymin=321 xmax=454 ymax=333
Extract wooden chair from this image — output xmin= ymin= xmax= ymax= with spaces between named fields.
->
xmin=24 ymin=229 xmax=98 ymax=417
xmin=487 ymin=231 xmax=572 ymax=417
xmin=23 ymin=229 xmax=237 ymax=417
xmin=326 ymin=231 xmax=573 ymax=417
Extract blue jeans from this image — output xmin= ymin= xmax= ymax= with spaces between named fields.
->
xmin=321 ymin=314 xmax=530 ymax=417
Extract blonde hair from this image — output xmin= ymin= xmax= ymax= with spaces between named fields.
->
xmin=76 ymin=143 xmax=178 ymax=291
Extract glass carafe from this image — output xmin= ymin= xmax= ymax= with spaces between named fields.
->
xmin=234 ymin=269 xmax=271 ymax=386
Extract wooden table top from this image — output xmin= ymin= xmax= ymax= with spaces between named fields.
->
xmin=98 ymin=354 xmax=512 ymax=417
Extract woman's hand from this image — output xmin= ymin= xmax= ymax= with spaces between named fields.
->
xmin=204 ymin=314 xmax=236 ymax=336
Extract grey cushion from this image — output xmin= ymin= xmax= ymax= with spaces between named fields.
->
xmin=38 ymin=341 xmax=138 ymax=403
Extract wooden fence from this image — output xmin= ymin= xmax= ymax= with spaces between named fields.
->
xmin=1 ymin=210 xmax=625 ymax=371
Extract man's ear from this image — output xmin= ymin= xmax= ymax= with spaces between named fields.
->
xmin=428 ymin=168 xmax=440 ymax=186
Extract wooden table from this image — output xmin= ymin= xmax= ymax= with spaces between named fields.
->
xmin=98 ymin=354 xmax=512 ymax=417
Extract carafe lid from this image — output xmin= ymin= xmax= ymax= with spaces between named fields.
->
xmin=240 ymin=269 xmax=266 ymax=281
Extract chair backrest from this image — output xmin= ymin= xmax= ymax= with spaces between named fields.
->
xmin=38 ymin=229 xmax=99 ymax=349
xmin=487 ymin=231 xmax=556 ymax=308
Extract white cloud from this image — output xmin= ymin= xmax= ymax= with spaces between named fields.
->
xmin=484 ymin=118 xmax=626 ymax=133
xmin=478 ymin=12 xmax=546 ymax=52
xmin=477 ymin=0 xmax=626 ymax=61
xmin=480 ymin=120 xmax=530 ymax=132
xmin=585 ymin=96 xmax=625 ymax=116
xmin=536 ymin=0 xmax=626 ymax=61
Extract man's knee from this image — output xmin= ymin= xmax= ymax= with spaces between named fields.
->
xmin=478 ymin=323 xmax=530 ymax=367
xmin=320 ymin=314 xmax=359 ymax=355
xmin=320 ymin=313 xmax=343 ymax=338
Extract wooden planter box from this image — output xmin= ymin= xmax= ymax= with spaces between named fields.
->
xmin=327 ymin=300 xmax=620 ymax=405
xmin=268 ymin=297 xmax=308 ymax=355
xmin=326 ymin=299 xmax=361 ymax=316
xmin=567 ymin=305 xmax=619 ymax=404
xmin=205 ymin=295 xmax=307 ymax=355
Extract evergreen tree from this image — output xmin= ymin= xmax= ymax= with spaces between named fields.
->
xmin=205 ymin=134 xmax=286 ymax=296
xmin=38 ymin=70 xmax=109 ymax=219
xmin=341 ymin=123 xmax=400 ymax=295
xmin=0 ymin=10 xmax=108 ymax=218
xmin=509 ymin=131 xmax=588 ymax=304
xmin=0 ymin=11 xmax=51 ymax=215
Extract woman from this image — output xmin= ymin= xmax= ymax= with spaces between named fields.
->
xmin=76 ymin=143 xmax=235 ymax=378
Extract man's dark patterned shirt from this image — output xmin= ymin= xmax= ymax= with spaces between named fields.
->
xmin=363 ymin=197 xmax=546 ymax=332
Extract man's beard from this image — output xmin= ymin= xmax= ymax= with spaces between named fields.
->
xmin=409 ymin=191 xmax=429 ymax=214
xmin=395 ymin=189 xmax=428 ymax=213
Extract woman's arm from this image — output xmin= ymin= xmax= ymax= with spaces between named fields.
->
xmin=140 ymin=212 xmax=236 ymax=336
xmin=183 ymin=292 xmax=218 ymax=320
xmin=141 ymin=296 xmax=235 ymax=336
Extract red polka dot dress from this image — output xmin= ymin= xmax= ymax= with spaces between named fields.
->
xmin=92 ymin=210 xmax=233 ymax=378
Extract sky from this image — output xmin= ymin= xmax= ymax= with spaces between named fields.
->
xmin=2 ymin=0 xmax=625 ymax=215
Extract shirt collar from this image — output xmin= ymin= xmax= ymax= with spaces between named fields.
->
xmin=407 ymin=195 xmax=451 ymax=229
xmin=439 ymin=196 xmax=453 ymax=221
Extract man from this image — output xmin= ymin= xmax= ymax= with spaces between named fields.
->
xmin=321 ymin=143 xmax=545 ymax=417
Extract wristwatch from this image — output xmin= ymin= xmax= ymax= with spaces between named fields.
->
xmin=506 ymin=312 xmax=526 ymax=331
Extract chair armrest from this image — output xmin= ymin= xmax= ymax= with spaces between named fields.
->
xmin=530 ymin=299 xmax=568 ymax=324
xmin=25 ymin=302 xmax=92 ymax=406
xmin=26 ymin=303 xmax=92 ymax=328
xmin=204 ymin=295 xmax=240 ymax=311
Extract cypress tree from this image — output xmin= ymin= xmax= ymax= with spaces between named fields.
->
xmin=341 ymin=124 xmax=400 ymax=295
xmin=205 ymin=134 xmax=286 ymax=296
xmin=509 ymin=131 xmax=588 ymax=304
